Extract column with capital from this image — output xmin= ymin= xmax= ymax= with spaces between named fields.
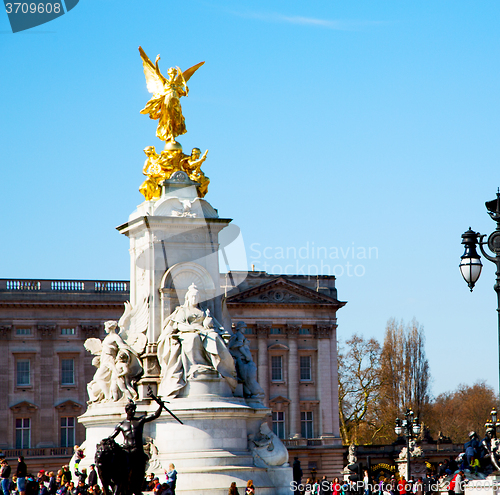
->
xmin=256 ymin=323 xmax=270 ymax=406
xmin=287 ymin=324 xmax=301 ymax=438
xmin=315 ymin=324 xmax=334 ymax=437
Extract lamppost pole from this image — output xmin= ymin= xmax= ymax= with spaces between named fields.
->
xmin=395 ymin=409 xmax=421 ymax=481
xmin=460 ymin=190 xmax=500 ymax=391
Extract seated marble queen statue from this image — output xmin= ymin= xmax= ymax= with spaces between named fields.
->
xmin=157 ymin=284 xmax=238 ymax=397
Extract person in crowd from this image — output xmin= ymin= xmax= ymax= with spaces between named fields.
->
xmin=74 ymin=469 xmax=86 ymax=487
xmin=16 ymin=457 xmax=27 ymax=495
xmin=37 ymin=472 xmax=48 ymax=484
xmin=304 ymin=478 xmax=313 ymax=495
xmin=73 ymin=447 xmax=85 ymax=471
xmin=152 ymin=478 xmax=161 ymax=495
xmin=0 ymin=460 xmax=11 ymax=495
xmin=293 ymin=458 xmax=303 ymax=488
xmin=75 ymin=480 xmax=86 ymax=495
xmin=60 ymin=468 xmax=71 ymax=486
xmin=332 ymin=478 xmax=341 ymax=495
xmin=10 ymin=475 xmax=18 ymax=495
xmin=92 ymin=486 xmax=102 ymax=495
xmin=454 ymin=472 xmax=465 ymax=495
xmin=470 ymin=456 xmax=480 ymax=475
xmin=38 ymin=481 xmax=48 ymax=495
xmin=245 ymin=479 xmax=255 ymax=495
xmin=26 ymin=476 xmax=39 ymax=495
xmin=398 ymin=477 xmax=406 ymax=495
xmin=228 ymin=482 xmax=240 ymax=495
xmin=47 ymin=472 xmax=58 ymax=495
xmin=165 ymin=465 xmax=177 ymax=495
xmin=56 ymin=482 xmax=68 ymax=495
xmin=67 ymin=482 xmax=76 ymax=495
xmin=157 ymin=483 xmax=170 ymax=495
xmin=321 ymin=476 xmax=332 ymax=495
xmin=86 ymin=466 xmax=97 ymax=490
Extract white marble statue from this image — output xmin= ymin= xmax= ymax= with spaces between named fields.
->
xmin=398 ymin=439 xmax=423 ymax=460
xmin=156 ymin=283 xmax=238 ymax=397
xmin=229 ymin=321 xmax=265 ymax=399
xmin=84 ymin=298 xmax=149 ymax=402
xmin=248 ymin=422 xmax=289 ymax=468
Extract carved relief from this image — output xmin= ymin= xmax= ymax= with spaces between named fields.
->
xmin=37 ymin=325 xmax=56 ymax=339
xmin=81 ymin=325 xmax=101 ymax=339
xmin=255 ymin=323 xmax=271 ymax=337
xmin=286 ymin=324 xmax=301 ymax=338
xmin=314 ymin=324 xmax=333 ymax=339
xmin=0 ymin=325 xmax=12 ymax=340
xmin=258 ymin=290 xmax=298 ymax=303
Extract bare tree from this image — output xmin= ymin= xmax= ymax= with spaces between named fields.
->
xmin=338 ymin=334 xmax=382 ymax=444
xmin=377 ymin=318 xmax=430 ymax=441
xmin=426 ymin=381 xmax=498 ymax=443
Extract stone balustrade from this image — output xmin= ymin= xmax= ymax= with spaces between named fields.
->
xmin=1 ymin=447 xmax=72 ymax=459
xmin=0 ymin=279 xmax=129 ymax=293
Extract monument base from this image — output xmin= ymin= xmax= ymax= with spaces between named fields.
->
xmin=79 ymin=397 xmax=292 ymax=495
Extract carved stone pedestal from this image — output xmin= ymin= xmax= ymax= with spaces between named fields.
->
xmin=79 ymin=398 xmax=292 ymax=495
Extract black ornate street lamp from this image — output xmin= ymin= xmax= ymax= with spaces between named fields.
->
xmin=460 ymin=190 xmax=500 ymax=389
xmin=395 ymin=409 xmax=421 ymax=481
xmin=485 ymin=408 xmax=500 ymax=433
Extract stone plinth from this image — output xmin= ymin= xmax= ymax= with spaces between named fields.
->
xmin=79 ymin=397 xmax=292 ymax=495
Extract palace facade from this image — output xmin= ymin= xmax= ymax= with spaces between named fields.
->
xmin=0 ymin=271 xmax=345 ymax=478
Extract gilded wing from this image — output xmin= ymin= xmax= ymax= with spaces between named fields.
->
xmin=139 ymin=46 xmax=166 ymax=95
xmin=118 ymin=296 xmax=150 ymax=354
xmin=84 ymin=338 xmax=102 ymax=356
xmin=180 ymin=61 xmax=205 ymax=83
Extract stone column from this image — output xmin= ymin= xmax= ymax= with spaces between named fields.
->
xmin=330 ymin=324 xmax=341 ymax=438
xmin=315 ymin=324 xmax=334 ymax=437
xmin=38 ymin=325 xmax=56 ymax=447
xmin=0 ymin=326 xmax=11 ymax=448
xmin=287 ymin=323 xmax=301 ymax=438
xmin=256 ymin=323 xmax=270 ymax=406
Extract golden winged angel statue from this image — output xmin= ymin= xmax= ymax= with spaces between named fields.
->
xmin=139 ymin=46 xmax=204 ymax=145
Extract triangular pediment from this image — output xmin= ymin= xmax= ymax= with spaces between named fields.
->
xmin=55 ymin=400 xmax=83 ymax=412
xmin=269 ymin=395 xmax=291 ymax=405
xmin=10 ymin=400 xmax=38 ymax=413
xmin=226 ymin=277 xmax=346 ymax=307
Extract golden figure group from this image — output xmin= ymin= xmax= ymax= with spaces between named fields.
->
xmin=138 ymin=47 xmax=209 ymax=200
xmin=139 ymin=146 xmax=210 ymax=201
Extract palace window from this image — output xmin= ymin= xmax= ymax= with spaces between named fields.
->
xmin=301 ymin=411 xmax=314 ymax=439
xmin=15 ymin=418 xmax=31 ymax=448
xmin=60 ymin=417 xmax=75 ymax=447
xmin=16 ymin=327 xmax=31 ymax=336
xmin=271 ymin=356 xmax=283 ymax=381
xmin=299 ymin=328 xmax=311 ymax=335
xmin=16 ymin=359 xmax=30 ymax=386
xmin=300 ymin=356 xmax=312 ymax=381
xmin=272 ymin=411 xmax=285 ymax=439
xmin=61 ymin=359 xmax=75 ymax=385
xmin=61 ymin=328 xmax=75 ymax=335
xmin=269 ymin=328 xmax=282 ymax=335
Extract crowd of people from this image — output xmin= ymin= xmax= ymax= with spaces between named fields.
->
xmin=290 ymin=456 xmax=473 ymax=495
xmin=0 ymin=456 xmax=179 ymax=495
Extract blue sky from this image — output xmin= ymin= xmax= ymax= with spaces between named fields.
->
xmin=1 ymin=1 xmax=500 ymax=398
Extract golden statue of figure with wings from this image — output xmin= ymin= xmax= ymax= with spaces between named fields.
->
xmin=139 ymin=46 xmax=204 ymax=145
